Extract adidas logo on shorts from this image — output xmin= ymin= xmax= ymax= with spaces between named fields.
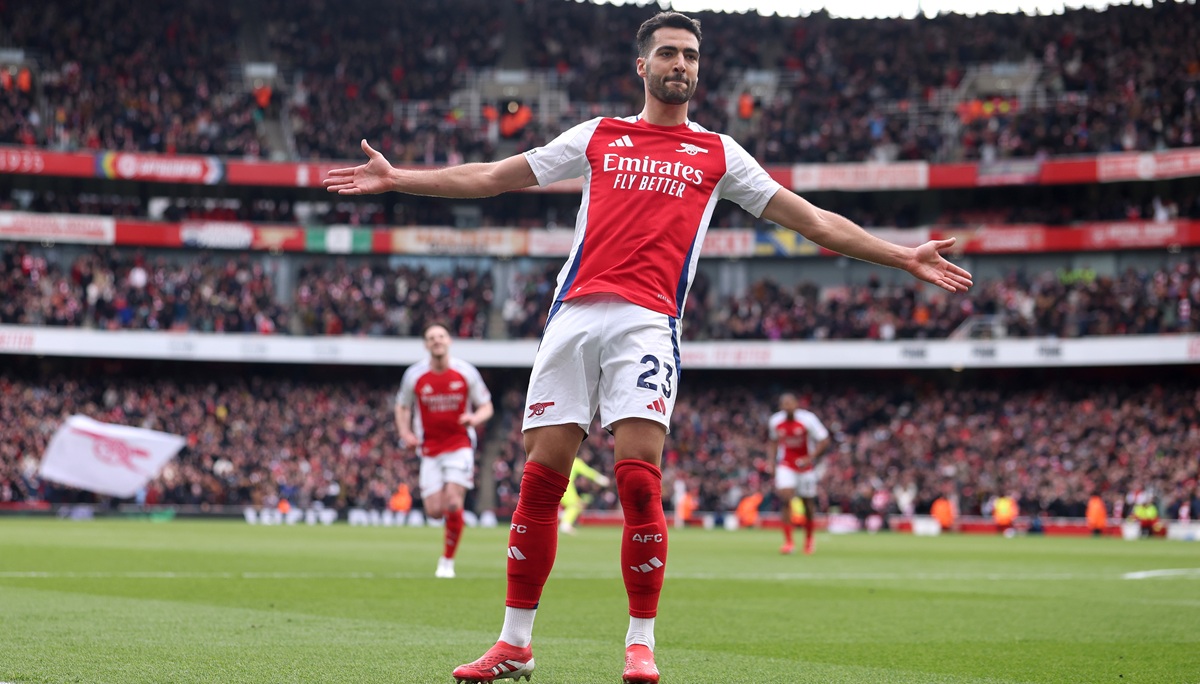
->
xmin=646 ymin=398 xmax=666 ymax=415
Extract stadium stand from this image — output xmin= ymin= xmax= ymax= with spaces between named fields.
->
xmin=0 ymin=364 xmax=412 ymax=509
xmin=261 ymin=0 xmax=505 ymax=161
xmin=3 ymin=1 xmax=1196 ymax=162
xmin=12 ymin=362 xmax=1189 ymax=526
xmin=2 ymin=242 xmax=1196 ymax=339
xmin=1 ymin=0 xmax=269 ymax=157
xmin=1 ymin=0 xmax=1198 ymax=537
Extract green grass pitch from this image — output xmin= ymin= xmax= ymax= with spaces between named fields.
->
xmin=1 ymin=519 xmax=1197 ymax=683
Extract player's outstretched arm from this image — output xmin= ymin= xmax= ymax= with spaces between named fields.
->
xmin=761 ymin=189 xmax=973 ymax=293
xmin=323 ymin=139 xmax=539 ymax=198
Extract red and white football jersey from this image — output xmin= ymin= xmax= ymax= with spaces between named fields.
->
xmin=768 ymin=409 xmax=829 ymax=473
xmin=524 ymin=116 xmax=782 ymax=319
xmin=396 ymin=358 xmax=491 ymax=457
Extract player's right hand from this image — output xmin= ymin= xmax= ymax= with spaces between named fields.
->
xmin=400 ymin=433 xmax=420 ymax=449
xmin=322 ymin=139 xmax=396 ymax=195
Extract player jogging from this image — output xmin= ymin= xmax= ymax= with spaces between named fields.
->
xmin=768 ymin=393 xmax=830 ymax=555
xmin=326 ymin=11 xmax=972 ymax=683
xmin=395 ymin=324 xmax=494 ymax=579
xmin=559 ymin=456 xmax=612 ymax=534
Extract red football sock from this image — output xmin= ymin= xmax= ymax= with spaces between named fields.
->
xmin=617 ymin=460 xmax=667 ymax=619
xmin=444 ymin=508 xmax=464 ymax=560
xmin=804 ymin=507 xmax=815 ymax=542
xmin=506 ymin=461 xmax=569 ymax=609
xmin=782 ymin=511 xmax=794 ymax=544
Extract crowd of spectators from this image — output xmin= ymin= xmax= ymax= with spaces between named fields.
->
xmin=0 ymin=244 xmax=495 ymax=337
xmin=507 ymin=258 xmax=1200 ymax=340
xmin=4 ymin=1 xmax=1197 ymax=165
xmin=263 ymin=0 xmax=505 ymax=162
xmin=1 ymin=0 xmax=269 ymax=157
xmin=5 ymin=364 xmax=1194 ymax=526
xmin=5 ymin=181 xmax=1200 ymax=233
xmin=277 ymin=0 xmax=1199 ymax=163
xmin=446 ymin=370 xmax=1200 ymax=523
xmin=0 ymin=244 xmax=282 ymax=332
xmin=264 ymin=1 xmax=1200 ymax=163
xmin=0 ymin=368 xmax=413 ymax=511
xmin=747 ymin=2 xmax=1199 ymax=163
xmin=3 ymin=242 xmax=1196 ymax=339
xmin=290 ymin=259 xmax=492 ymax=338
xmin=7 ymin=178 xmax=1200 ymax=237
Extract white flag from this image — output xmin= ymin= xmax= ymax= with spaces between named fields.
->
xmin=38 ymin=415 xmax=186 ymax=498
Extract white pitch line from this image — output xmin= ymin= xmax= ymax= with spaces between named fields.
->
xmin=1122 ymin=568 xmax=1200 ymax=580
xmin=0 ymin=570 xmax=1124 ymax=581
xmin=669 ymin=571 xmax=1087 ymax=581
xmin=3 ymin=570 xmax=1197 ymax=581
xmin=0 ymin=571 xmax=388 ymax=579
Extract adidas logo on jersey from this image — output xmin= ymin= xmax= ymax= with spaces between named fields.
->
xmin=676 ymin=143 xmax=708 ymax=155
xmin=646 ymin=398 xmax=667 ymax=415
xmin=629 ymin=556 xmax=664 ymax=573
xmin=608 ymin=134 xmax=634 ymax=148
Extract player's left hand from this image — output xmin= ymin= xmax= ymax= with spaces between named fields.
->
xmin=458 ymin=412 xmax=479 ymax=427
xmin=905 ymin=238 xmax=973 ymax=293
xmin=323 ymin=139 xmax=396 ymax=195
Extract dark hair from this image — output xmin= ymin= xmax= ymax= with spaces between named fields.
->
xmin=423 ymin=322 xmax=451 ymax=338
xmin=636 ymin=12 xmax=702 ymax=58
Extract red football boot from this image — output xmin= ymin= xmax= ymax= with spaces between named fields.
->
xmin=452 ymin=641 xmax=534 ymax=683
xmin=622 ymin=644 xmax=660 ymax=684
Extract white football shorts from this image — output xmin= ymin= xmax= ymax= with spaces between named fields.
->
xmin=523 ymin=294 xmax=681 ymax=434
xmin=776 ymin=465 xmax=818 ymax=498
xmin=418 ymin=447 xmax=475 ymax=498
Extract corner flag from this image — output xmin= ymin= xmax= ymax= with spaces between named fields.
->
xmin=38 ymin=415 xmax=186 ymax=498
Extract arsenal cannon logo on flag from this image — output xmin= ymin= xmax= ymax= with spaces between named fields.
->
xmin=38 ymin=415 xmax=187 ymax=498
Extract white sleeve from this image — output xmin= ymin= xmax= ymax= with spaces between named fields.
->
xmin=396 ymin=367 xmax=418 ymax=409
xmin=801 ymin=411 xmax=830 ymax=443
xmin=717 ymin=135 xmax=783 ymax=218
xmin=464 ymin=363 xmax=492 ymax=407
xmin=522 ymin=118 xmax=603 ymax=187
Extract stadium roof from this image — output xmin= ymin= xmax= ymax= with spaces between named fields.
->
xmin=587 ymin=0 xmax=1186 ymax=19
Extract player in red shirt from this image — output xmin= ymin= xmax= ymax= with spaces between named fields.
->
xmin=768 ymin=393 xmax=830 ymax=556
xmin=326 ymin=12 xmax=972 ymax=684
xmin=395 ymin=324 xmax=494 ymax=580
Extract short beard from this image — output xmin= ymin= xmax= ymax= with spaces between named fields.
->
xmin=648 ymin=73 xmax=695 ymax=105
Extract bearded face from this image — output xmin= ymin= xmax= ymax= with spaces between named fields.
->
xmin=638 ymin=27 xmax=700 ymax=108
xmin=647 ymin=69 xmax=696 ymax=105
